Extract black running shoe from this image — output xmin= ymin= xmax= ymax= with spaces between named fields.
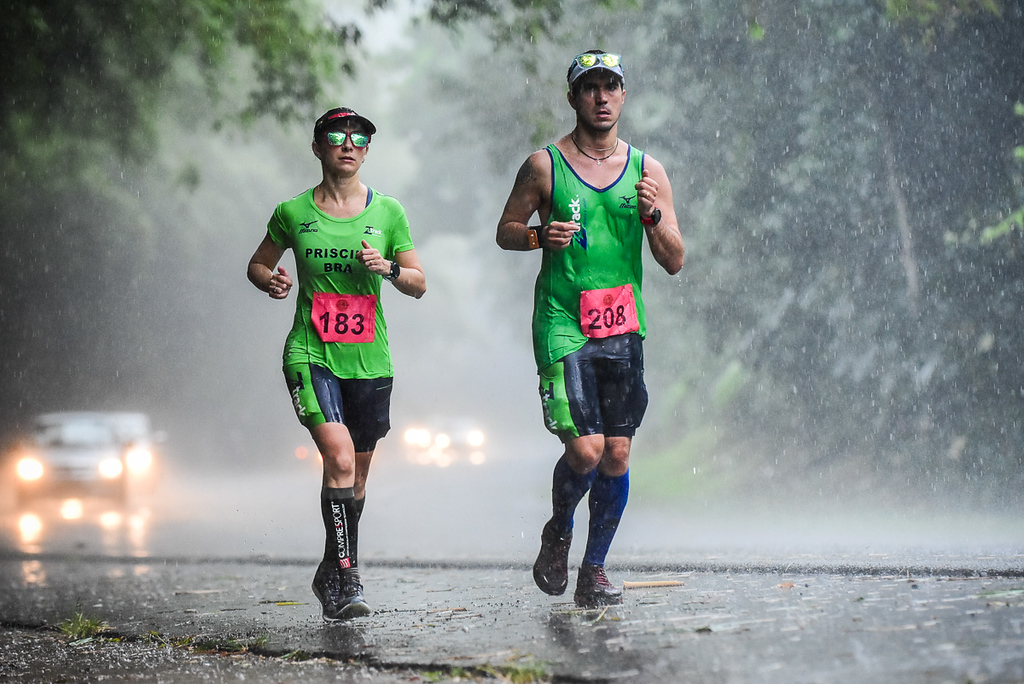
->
xmin=533 ymin=520 xmax=573 ymax=595
xmin=310 ymin=559 xmax=343 ymax=621
xmin=573 ymin=563 xmax=623 ymax=608
xmin=333 ymin=568 xmax=372 ymax=620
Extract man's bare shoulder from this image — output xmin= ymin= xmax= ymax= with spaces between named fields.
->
xmin=513 ymin=149 xmax=553 ymax=189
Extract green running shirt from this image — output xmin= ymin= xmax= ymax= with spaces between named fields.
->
xmin=532 ymin=144 xmax=648 ymax=370
xmin=267 ymin=187 xmax=414 ymax=379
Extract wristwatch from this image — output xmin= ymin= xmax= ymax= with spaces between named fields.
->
xmin=384 ymin=261 xmax=401 ymax=281
xmin=640 ymin=207 xmax=662 ymax=227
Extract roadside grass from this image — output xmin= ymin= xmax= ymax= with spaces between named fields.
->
xmin=54 ymin=616 xmax=551 ymax=682
xmin=423 ymin=663 xmax=551 ymax=682
xmin=56 ymin=611 xmax=109 ymax=641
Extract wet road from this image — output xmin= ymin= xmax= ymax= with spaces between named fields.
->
xmin=1 ymin=553 xmax=1023 ymax=683
xmin=2 ymin=447 xmax=1023 ymax=682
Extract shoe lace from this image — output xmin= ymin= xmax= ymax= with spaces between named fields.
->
xmin=340 ymin=571 xmax=364 ymax=597
xmin=590 ymin=566 xmax=613 ymax=588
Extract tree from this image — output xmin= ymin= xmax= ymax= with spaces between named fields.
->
xmin=384 ymin=0 xmax=1024 ymax=503
xmin=0 ymin=0 xmax=358 ymax=434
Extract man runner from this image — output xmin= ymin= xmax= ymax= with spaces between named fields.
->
xmin=495 ymin=50 xmax=684 ymax=607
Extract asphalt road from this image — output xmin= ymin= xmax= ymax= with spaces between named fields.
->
xmin=2 ymin=453 xmax=1023 ymax=682
xmin=1 ymin=552 xmax=1023 ymax=683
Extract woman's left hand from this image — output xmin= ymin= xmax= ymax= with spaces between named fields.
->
xmin=357 ymin=240 xmax=392 ymax=277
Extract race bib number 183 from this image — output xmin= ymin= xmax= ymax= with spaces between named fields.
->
xmin=311 ymin=292 xmax=376 ymax=343
xmin=580 ymin=284 xmax=639 ymax=339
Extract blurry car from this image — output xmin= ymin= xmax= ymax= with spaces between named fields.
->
xmin=401 ymin=418 xmax=487 ymax=467
xmin=10 ymin=411 xmax=160 ymax=504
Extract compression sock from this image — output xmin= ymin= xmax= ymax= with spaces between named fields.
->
xmin=549 ymin=454 xmax=598 ymax=537
xmin=582 ymin=469 xmax=629 ymax=566
xmin=321 ymin=487 xmax=358 ymax=570
xmin=350 ymin=496 xmax=365 ymax=567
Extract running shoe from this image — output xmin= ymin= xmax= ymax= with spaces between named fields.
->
xmin=573 ymin=563 xmax=623 ymax=608
xmin=334 ymin=568 xmax=372 ymax=620
xmin=532 ymin=520 xmax=573 ymax=595
xmin=310 ymin=559 xmax=343 ymax=621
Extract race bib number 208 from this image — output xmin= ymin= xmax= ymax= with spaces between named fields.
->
xmin=580 ymin=284 xmax=639 ymax=339
xmin=311 ymin=292 xmax=376 ymax=343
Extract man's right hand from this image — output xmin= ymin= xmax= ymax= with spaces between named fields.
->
xmin=543 ymin=221 xmax=580 ymax=251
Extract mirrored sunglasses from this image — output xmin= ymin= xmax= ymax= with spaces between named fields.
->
xmin=326 ymin=131 xmax=370 ymax=148
xmin=574 ymin=52 xmax=621 ymax=69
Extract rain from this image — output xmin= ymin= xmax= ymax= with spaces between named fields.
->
xmin=1 ymin=0 xmax=1022 ymax=681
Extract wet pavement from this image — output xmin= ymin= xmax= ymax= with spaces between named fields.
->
xmin=1 ymin=550 xmax=1023 ymax=683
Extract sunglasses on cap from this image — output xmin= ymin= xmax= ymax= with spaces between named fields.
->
xmin=574 ymin=52 xmax=621 ymax=69
xmin=326 ymin=131 xmax=370 ymax=148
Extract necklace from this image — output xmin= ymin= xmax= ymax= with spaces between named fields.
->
xmin=571 ymin=134 xmax=619 ymax=165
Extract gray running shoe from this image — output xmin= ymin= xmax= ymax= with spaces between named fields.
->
xmin=310 ymin=559 xmax=343 ymax=621
xmin=334 ymin=568 xmax=372 ymax=620
xmin=533 ymin=520 xmax=572 ymax=595
xmin=573 ymin=563 xmax=623 ymax=608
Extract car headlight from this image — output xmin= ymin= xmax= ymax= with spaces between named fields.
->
xmin=467 ymin=430 xmax=485 ymax=447
xmin=434 ymin=432 xmax=451 ymax=449
xmin=125 ymin=446 xmax=153 ymax=472
xmin=404 ymin=428 xmax=432 ymax=449
xmin=16 ymin=458 xmax=44 ymax=481
xmin=98 ymin=458 xmax=124 ymax=479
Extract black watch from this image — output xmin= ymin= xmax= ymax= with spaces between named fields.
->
xmin=640 ymin=207 xmax=662 ymax=227
xmin=384 ymin=260 xmax=401 ymax=282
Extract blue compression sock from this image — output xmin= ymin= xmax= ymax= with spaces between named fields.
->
xmin=583 ymin=469 xmax=629 ymax=566
xmin=549 ymin=454 xmax=597 ymax=536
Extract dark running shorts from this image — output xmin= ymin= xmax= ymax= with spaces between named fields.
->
xmin=284 ymin=362 xmax=392 ymax=453
xmin=538 ymin=333 xmax=649 ymax=441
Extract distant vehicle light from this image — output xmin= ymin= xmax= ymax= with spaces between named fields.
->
xmin=125 ymin=446 xmax=152 ymax=472
xmin=467 ymin=430 xmax=485 ymax=447
xmin=434 ymin=433 xmax=451 ymax=449
xmin=18 ymin=513 xmax=43 ymax=545
xmin=99 ymin=511 xmax=123 ymax=530
xmin=16 ymin=458 xmax=44 ymax=481
xmin=98 ymin=458 xmax=124 ymax=479
xmin=60 ymin=498 xmax=84 ymax=520
xmin=404 ymin=428 xmax=432 ymax=449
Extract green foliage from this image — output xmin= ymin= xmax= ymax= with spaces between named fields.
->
xmin=883 ymin=0 xmax=1003 ymax=46
xmin=57 ymin=612 xmax=109 ymax=640
xmin=884 ymin=0 xmax=1002 ymax=24
xmin=980 ymin=207 xmax=1024 ymax=243
xmin=980 ymin=102 xmax=1024 ymax=243
xmin=0 ymin=0 xmax=359 ymax=434
xmin=394 ymin=0 xmax=1024 ymax=503
xmin=0 ymin=0 xmax=355 ymax=167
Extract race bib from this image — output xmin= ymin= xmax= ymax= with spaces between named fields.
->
xmin=580 ymin=284 xmax=640 ymax=339
xmin=311 ymin=292 xmax=376 ymax=343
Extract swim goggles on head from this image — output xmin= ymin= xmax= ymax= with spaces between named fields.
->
xmin=325 ymin=131 xmax=370 ymax=148
xmin=568 ymin=52 xmax=624 ymax=85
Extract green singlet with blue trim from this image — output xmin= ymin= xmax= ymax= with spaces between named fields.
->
xmin=531 ymin=144 xmax=648 ymax=371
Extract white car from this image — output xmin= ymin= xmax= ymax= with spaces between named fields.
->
xmin=11 ymin=411 xmax=160 ymax=504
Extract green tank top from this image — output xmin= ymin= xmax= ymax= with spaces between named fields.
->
xmin=532 ymin=144 xmax=648 ymax=370
xmin=267 ymin=187 xmax=414 ymax=378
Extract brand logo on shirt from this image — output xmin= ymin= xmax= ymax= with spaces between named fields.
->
xmin=364 ymin=226 xmax=382 ymax=237
xmin=568 ymin=196 xmax=587 ymax=249
xmin=299 ymin=220 xmax=319 ymax=233
xmin=619 ymin=194 xmax=636 ymax=209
